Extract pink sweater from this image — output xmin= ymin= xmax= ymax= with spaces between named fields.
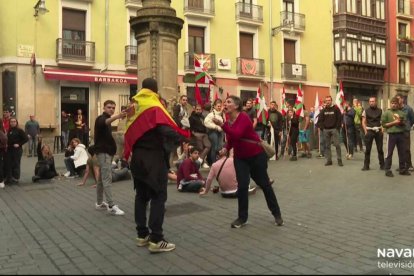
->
xmin=205 ymin=157 xmax=238 ymax=193
xmin=222 ymin=112 xmax=263 ymax=159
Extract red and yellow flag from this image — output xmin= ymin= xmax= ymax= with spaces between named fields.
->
xmin=124 ymin=88 xmax=190 ymax=160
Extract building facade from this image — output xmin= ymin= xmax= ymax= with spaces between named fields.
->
xmin=0 ymin=0 xmax=334 ymax=139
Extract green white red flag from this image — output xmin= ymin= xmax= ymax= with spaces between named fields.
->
xmin=335 ymin=80 xmax=345 ymax=113
xmin=281 ymin=86 xmax=288 ymax=116
xmin=295 ymin=84 xmax=304 ymax=118
xmin=255 ymin=87 xmax=268 ymax=125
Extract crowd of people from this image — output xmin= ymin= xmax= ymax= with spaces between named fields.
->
xmin=0 ymin=78 xmax=413 ymax=254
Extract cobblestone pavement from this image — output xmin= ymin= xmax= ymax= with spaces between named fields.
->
xmin=0 ymin=147 xmax=413 ymax=275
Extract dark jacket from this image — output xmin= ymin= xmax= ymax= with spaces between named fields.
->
xmin=288 ymin=114 xmax=300 ymax=135
xmin=94 ymin=112 xmax=116 ymax=156
xmin=189 ymin=112 xmax=207 ymax=133
xmin=343 ymin=107 xmax=356 ymax=128
xmin=7 ymin=127 xmax=28 ymax=147
xmin=268 ymin=109 xmax=283 ymax=132
xmin=35 ymin=142 xmax=58 ymax=177
xmin=0 ymin=131 xmax=7 ymax=152
xmin=318 ymin=105 xmax=342 ymax=130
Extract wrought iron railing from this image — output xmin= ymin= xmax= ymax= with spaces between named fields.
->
xmin=236 ymin=57 xmax=265 ymax=77
xmin=184 ymin=52 xmax=216 ymax=72
xmin=235 ymin=2 xmax=263 ymax=23
xmin=184 ymin=0 xmax=215 ymax=15
xmin=280 ymin=11 xmax=305 ymax=31
xmin=56 ymin=38 xmax=95 ymax=63
xmin=125 ymin=45 xmax=138 ymax=67
xmin=281 ymin=63 xmax=307 ymax=81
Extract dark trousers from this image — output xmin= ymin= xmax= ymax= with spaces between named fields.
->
xmin=342 ymin=125 xmax=355 ymax=155
xmin=384 ymin=132 xmax=406 ymax=172
xmin=0 ymin=151 xmax=5 ymax=182
xmin=289 ymin=130 xmax=299 ymax=157
xmin=233 ymin=152 xmax=281 ymax=222
xmin=36 ymin=165 xmax=56 ymax=180
xmin=268 ymin=130 xmax=281 ymax=157
xmin=6 ymin=147 xmax=22 ymax=181
xmin=403 ymin=132 xmax=412 ymax=168
xmin=131 ymin=148 xmax=168 ymax=243
xmin=364 ymin=130 xmax=384 ymax=168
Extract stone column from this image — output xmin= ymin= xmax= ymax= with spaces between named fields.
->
xmin=130 ymin=0 xmax=183 ymax=100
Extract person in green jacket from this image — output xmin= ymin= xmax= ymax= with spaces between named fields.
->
xmin=381 ymin=97 xmax=409 ymax=177
xmin=353 ymin=98 xmax=364 ymax=152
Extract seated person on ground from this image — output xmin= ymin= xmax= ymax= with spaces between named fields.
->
xmin=199 ymin=150 xmax=256 ymax=198
xmin=32 ymin=137 xmax=58 ymax=183
xmin=63 ymin=138 xmax=88 ymax=178
xmin=176 ymin=147 xmax=205 ymax=192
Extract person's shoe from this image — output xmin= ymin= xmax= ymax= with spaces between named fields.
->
xmin=269 ymin=179 xmax=274 ymax=185
xmin=212 ymin=186 xmax=220 ymax=193
xmin=231 ymin=218 xmax=247 ymax=228
xmin=136 ymin=235 xmax=150 ymax=247
xmin=65 ymin=174 xmax=75 ymax=179
xmin=399 ymin=171 xmax=411 ymax=176
xmin=346 ymin=154 xmax=353 ymax=160
xmin=380 ymin=165 xmax=385 ymax=170
xmin=409 ymin=166 xmax=414 ymax=172
xmin=325 ymin=161 xmax=333 ymax=166
xmin=289 ymin=156 xmax=297 ymax=161
xmin=63 ymin=171 xmax=71 ymax=177
xmin=361 ymin=166 xmax=370 ymax=171
xmin=275 ymin=216 xmax=284 ymax=226
xmin=11 ymin=178 xmax=19 ymax=184
xmin=95 ymin=202 xmax=109 ymax=211
xmin=338 ymin=160 xmax=344 ymax=167
xmin=317 ymin=154 xmax=325 ymax=159
xmin=32 ymin=176 xmax=41 ymax=183
xmin=202 ymin=163 xmax=210 ymax=169
xmin=0 ymin=182 xmax=4 ymax=189
xmin=248 ymin=186 xmax=257 ymax=195
xmin=385 ymin=171 xmax=394 ymax=177
xmin=148 ymin=240 xmax=176 ymax=253
xmin=108 ymin=205 xmax=125 ymax=216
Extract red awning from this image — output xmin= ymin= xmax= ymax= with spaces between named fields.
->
xmin=43 ymin=68 xmax=137 ymax=84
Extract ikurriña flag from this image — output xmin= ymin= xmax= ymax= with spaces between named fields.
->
xmin=123 ymin=88 xmax=190 ymax=160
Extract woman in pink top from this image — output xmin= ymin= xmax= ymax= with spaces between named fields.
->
xmin=213 ymin=95 xmax=284 ymax=228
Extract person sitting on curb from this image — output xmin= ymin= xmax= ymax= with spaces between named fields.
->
xmin=176 ymin=147 xmax=205 ymax=192
xmin=199 ymin=149 xmax=256 ymax=198
xmin=64 ymin=138 xmax=88 ymax=178
xmin=32 ymin=137 xmax=58 ymax=183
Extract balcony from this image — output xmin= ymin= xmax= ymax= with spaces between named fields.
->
xmin=184 ymin=0 xmax=215 ymax=19
xmin=56 ymin=38 xmax=95 ymax=67
xmin=125 ymin=45 xmax=138 ymax=71
xmin=236 ymin=57 xmax=265 ymax=79
xmin=397 ymin=41 xmax=413 ymax=57
xmin=397 ymin=0 xmax=414 ymax=20
xmin=184 ymin=52 xmax=216 ymax=73
xmin=280 ymin=11 xmax=305 ymax=34
xmin=125 ymin=0 xmax=142 ymax=8
xmin=333 ymin=13 xmax=386 ymax=37
xmin=235 ymin=2 xmax=263 ymax=26
xmin=281 ymin=63 xmax=307 ymax=82
xmin=336 ymin=65 xmax=385 ymax=85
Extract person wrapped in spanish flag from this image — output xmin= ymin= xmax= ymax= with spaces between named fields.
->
xmin=124 ymin=78 xmax=190 ymax=253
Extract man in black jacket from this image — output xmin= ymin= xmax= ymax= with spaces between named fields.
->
xmin=267 ymin=101 xmax=283 ymax=160
xmin=317 ymin=96 xmax=343 ymax=166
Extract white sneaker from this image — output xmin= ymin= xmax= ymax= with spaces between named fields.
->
xmin=108 ymin=205 xmax=125 ymax=216
xmin=0 ymin=182 xmax=4 ymax=189
xmin=95 ymin=202 xmax=109 ymax=211
xmin=63 ymin=171 xmax=71 ymax=177
xmin=202 ymin=163 xmax=210 ymax=169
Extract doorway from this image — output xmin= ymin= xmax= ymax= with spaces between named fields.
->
xmin=61 ymin=86 xmax=90 ymax=147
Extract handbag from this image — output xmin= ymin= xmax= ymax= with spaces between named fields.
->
xmin=240 ymin=138 xmax=276 ymax=159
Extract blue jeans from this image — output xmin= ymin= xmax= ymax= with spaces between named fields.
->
xmin=233 ymin=152 xmax=281 ymax=222
xmin=28 ymin=135 xmax=37 ymax=156
xmin=61 ymin=130 xmax=70 ymax=150
xmin=208 ymin=131 xmax=224 ymax=163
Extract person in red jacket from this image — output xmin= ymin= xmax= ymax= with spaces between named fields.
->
xmin=176 ymin=147 xmax=205 ymax=192
xmin=212 ymin=95 xmax=284 ymax=228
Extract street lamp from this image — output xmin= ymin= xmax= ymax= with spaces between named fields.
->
xmin=34 ymin=0 xmax=49 ymax=17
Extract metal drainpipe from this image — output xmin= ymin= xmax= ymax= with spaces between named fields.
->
xmin=101 ymin=0 xmax=109 ymax=73
xmin=386 ymin=0 xmax=391 ymax=110
xmin=269 ymin=0 xmax=273 ymax=101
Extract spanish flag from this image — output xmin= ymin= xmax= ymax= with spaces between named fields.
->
xmin=124 ymin=88 xmax=190 ymax=160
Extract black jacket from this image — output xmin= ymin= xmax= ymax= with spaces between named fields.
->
xmin=317 ymin=105 xmax=342 ymax=130
xmin=94 ymin=112 xmax=116 ymax=156
xmin=35 ymin=142 xmax=58 ymax=177
xmin=7 ymin=127 xmax=28 ymax=147
xmin=268 ymin=109 xmax=283 ymax=131
xmin=189 ymin=112 xmax=207 ymax=133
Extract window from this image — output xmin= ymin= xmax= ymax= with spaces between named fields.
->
xmin=188 ymin=26 xmax=205 ymax=54
xmin=399 ymin=60 xmax=406 ymax=84
xmin=188 ymin=0 xmax=204 ymax=9
xmin=240 ymin=0 xmax=253 ymax=15
xmin=361 ymin=0 xmax=371 ymax=16
xmin=374 ymin=0 xmax=385 ymax=19
xmin=347 ymin=0 xmax=357 ymax=13
xmin=283 ymin=0 xmax=294 ymax=22
xmin=63 ymin=9 xmax=86 ymax=41
xmin=240 ymin=33 xmax=254 ymax=58
xmin=186 ymin=86 xmax=210 ymax=106
xmin=240 ymin=90 xmax=257 ymax=105
xmin=399 ymin=23 xmax=407 ymax=38
xmin=398 ymin=0 xmax=405 ymax=13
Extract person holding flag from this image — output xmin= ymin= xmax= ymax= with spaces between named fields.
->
xmin=317 ymin=95 xmax=343 ymax=166
xmin=125 ymin=78 xmax=190 ymax=253
xmin=255 ymin=87 xmax=268 ymax=140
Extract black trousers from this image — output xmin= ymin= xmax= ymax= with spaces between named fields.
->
xmin=384 ymin=132 xmax=406 ymax=172
xmin=0 ymin=151 xmax=5 ymax=183
xmin=131 ymin=147 xmax=168 ymax=243
xmin=403 ymin=131 xmax=412 ymax=168
xmin=36 ymin=165 xmax=56 ymax=180
xmin=233 ymin=152 xmax=281 ymax=222
xmin=364 ymin=130 xmax=384 ymax=168
xmin=6 ymin=147 xmax=22 ymax=181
